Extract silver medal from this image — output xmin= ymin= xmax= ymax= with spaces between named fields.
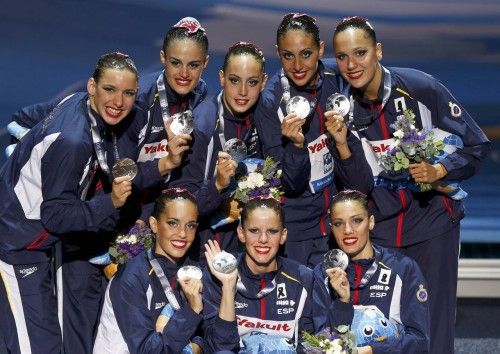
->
xmin=224 ymin=138 xmax=247 ymax=163
xmin=212 ymin=251 xmax=238 ymax=274
xmin=177 ymin=265 xmax=203 ymax=281
xmin=286 ymin=96 xmax=311 ymax=120
xmin=112 ymin=158 xmax=137 ymax=180
xmin=170 ymin=110 xmax=194 ymax=135
xmin=323 ymin=248 xmax=349 ymax=270
xmin=326 ymin=93 xmax=350 ymax=117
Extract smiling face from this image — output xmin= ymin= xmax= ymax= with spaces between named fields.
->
xmin=87 ymin=68 xmax=137 ymax=125
xmin=160 ymin=38 xmax=208 ymax=96
xmin=149 ymin=198 xmax=198 ymax=263
xmin=277 ymin=30 xmax=324 ymax=87
xmin=238 ymin=205 xmax=287 ymax=274
xmin=330 ymin=199 xmax=375 ymax=261
xmin=220 ymin=53 xmax=267 ymax=116
xmin=333 ymin=27 xmax=383 ymax=100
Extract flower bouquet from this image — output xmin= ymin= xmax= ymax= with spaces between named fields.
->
xmin=90 ymin=224 xmax=155 ymax=279
xmin=234 ymin=156 xmax=283 ymax=204
xmin=210 ymin=157 xmax=283 ymax=229
xmin=378 ymin=109 xmax=445 ymax=191
xmin=302 ymin=326 xmax=356 ymax=354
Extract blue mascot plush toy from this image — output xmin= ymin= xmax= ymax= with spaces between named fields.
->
xmin=351 ymin=305 xmax=404 ymax=346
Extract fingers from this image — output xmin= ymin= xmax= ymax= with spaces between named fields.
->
xmin=179 ymin=278 xmax=203 ymax=294
xmin=325 ymin=113 xmax=346 ymax=133
xmin=409 ymin=161 xmax=438 ymax=183
xmin=164 ymin=117 xmax=175 ymax=140
xmin=111 ymin=177 xmax=132 ymax=208
xmin=326 ymin=267 xmax=348 ymax=287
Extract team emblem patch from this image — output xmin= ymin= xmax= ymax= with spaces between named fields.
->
xmin=449 ymin=102 xmax=462 ymax=118
xmin=416 ymin=284 xmax=428 ymax=302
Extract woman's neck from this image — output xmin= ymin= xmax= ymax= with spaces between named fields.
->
xmin=363 ymin=63 xmax=383 ymax=101
xmin=245 ymin=256 xmax=278 ymax=275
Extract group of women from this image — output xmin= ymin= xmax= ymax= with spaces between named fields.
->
xmin=0 ymin=11 xmax=490 ymax=354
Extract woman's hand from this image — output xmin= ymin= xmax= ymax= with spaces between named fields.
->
xmin=409 ymin=161 xmax=447 ymax=184
xmin=325 ymin=111 xmax=348 ymax=145
xmin=111 ymin=175 xmax=132 ymax=208
xmin=326 ymin=267 xmax=350 ymax=303
xmin=158 ymin=117 xmax=192 ymax=175
xmin=325 ymin=111 xmax=351 ymax=159
xmin=204 ymin=240 xmax=238 ymax=290
xmin=281 ymin=114 xmax=305 ymax=148
xmin=215 ymin=151 xmax=238 ymax=191
xmin=179 ymin=278 xmax=203 ymax=314
xmin=204 ymin=240 xmax=238 ymax=322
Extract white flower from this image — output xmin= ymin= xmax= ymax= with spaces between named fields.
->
xmin=247 ymin=172 xmax=265 ymax=187
xmin=238 ymin=180 xmax=249 ymax=190
xmin=128 ymin=235 xmax=137 ymax=243
xmin=393 ymin=129 xmax=404 ymax=139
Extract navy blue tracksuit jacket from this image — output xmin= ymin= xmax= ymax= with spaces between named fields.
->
xmin=313 ymin=245 xmax=430 ymax=353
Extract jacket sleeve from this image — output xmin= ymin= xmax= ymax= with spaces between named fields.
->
xmin=430 ymin=77 xmax=490 ymax=181
xmin=254 ymin=93 xmax=311 ymax=194
xmin=202 ymin=271 xmax=240 ymax=352
xmin=296 ymin=266 xmax=316 ymax=354
xmin=11 ymin=99 xmax=61 ymax=130
xmin=312 ymin=265 xmax=354 ymax=332
xmin=169 ymin=105 xmax=232 ymax=218
xmin=40 ymin=136 xmax=120 ymax=233
xmin=110 ymin=271 xmax=203 ymax=353
xmin=332 ymin=131 xmax=374 ymax=194
xmin=370 ymin=259 xmax=430 ymax=354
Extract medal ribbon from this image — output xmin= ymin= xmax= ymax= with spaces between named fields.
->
xmin=236 ymin=271 xmax=279 ymax=299
xmin=156 ymin=72 xmax=171 ymax=124
xmin=342 ymin=66 xmax=392 ymax=131
xmin=86 ymin=99 xmax=119 ymax=175
xmin=147 ymin=248 xmax=181 ymax=311
xmin=354 ymin=246 xmax=381 ymax=289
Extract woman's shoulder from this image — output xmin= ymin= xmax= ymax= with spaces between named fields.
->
xmin=111 ymin=251 xmax=152 ymax=289
xmin=377 ymin=245 xmax=422 ymax=274
xmin=280 ymin=257 xmax=314 ymax=283
xmin=389 ymin=66 xmax=441 ymax=91
xmin=193 ymin=94 xmax=219 ymax=134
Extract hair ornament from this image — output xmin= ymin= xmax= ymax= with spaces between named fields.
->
xmin=172 ymin=16 xmax=205 ymax=34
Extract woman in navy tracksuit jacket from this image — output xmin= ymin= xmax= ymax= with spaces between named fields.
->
xmin=93 ymin=189 xmax=207 ymax=353
xmin=202 ymin=197 xmax=315 ymax=353
xmin=331 ymin=16 xmax=490 ymax=354
xmin=254 ymin=13 xmax=372 ymax=267
xmin=0 ymin=53 xmax=181 ymax=354
xmin=133 ymin=17 xmax=209 ymax=165
xmin=313 ymin=190 xmax=430 ymax=354
xmin=169 ymin=42 xmax=268 ymax=262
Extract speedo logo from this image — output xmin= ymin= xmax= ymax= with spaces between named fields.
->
xmin=19 ymin=266 xmax=38 ymax=278
xmin=151 ymin=126 xmax=164 ymax=134
xmin=155 ymin=302 xmax=166 ymax=310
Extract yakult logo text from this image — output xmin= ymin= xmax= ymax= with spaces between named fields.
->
xmin=308 ymin=137 xmax=330 ymax=154
xmin=144 ymin=143 xmax=168 ymax=154
xmin=237 ymin=317 xmax=291 ymax=332
xmin=371 ymin=143 xmax=391 ymax=154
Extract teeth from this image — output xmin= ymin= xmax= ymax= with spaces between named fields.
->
xmin=172 ymin=241 xmax=186 ymax=247
xmin=107 ymin=107 xmax=121 ymax=116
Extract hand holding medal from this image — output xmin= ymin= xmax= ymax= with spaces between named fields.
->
xmin=325 ymin=93 xmax=351 ymax=150
xmin=111 ymin=158 xmax=136 ymax=208
xmin=223 ymin=138 xmax=247 ymax=163
xmin=324 ymin=249 xmax=350 ymax=302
